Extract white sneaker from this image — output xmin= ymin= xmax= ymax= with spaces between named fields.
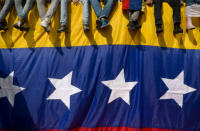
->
xmin=40 ymin=18 xmax=50 ymax=28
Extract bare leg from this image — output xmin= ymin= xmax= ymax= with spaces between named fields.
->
xmin=186 ymin=16 xmax=195 ymax=30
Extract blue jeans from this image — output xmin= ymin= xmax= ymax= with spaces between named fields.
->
xmin=60 ymin=0 xmax=89 ymax=25
xmin=89 ymin=0 xmax=115 ymax=19
xmin=0 ymin=0 xmax=14 ymax=21
xmin=37 ymin=0 xmax=59 ymax=22
xmin=14 ymin=0 xmax=35 ymax=19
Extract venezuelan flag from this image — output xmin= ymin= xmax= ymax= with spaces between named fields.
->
xmin=0 ymin=2 xmax=200 ymax=131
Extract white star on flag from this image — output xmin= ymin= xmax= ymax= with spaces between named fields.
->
xmin=0 ymin=72 xmax=25 ymax=107
xmin=47 ymin=72 xmax=82 ymax=109
xmin=102 ymin=69 xmax=138 ymax=105
xmin=160 ymin=71 xmax=197 ymax=108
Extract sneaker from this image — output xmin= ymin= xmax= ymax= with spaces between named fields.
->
xmin=174 ymin=24 xmax=183 ymax=34
xmin=40 ymin=18 xmax=49 ymax=28
xmin=57 ymin=25 xmax=67 ymax=33
xmin=44 ymin=25 xmax=51 ymax=32
xmin=101 ymin=19 xmax=110 ymax=29
xmin=0 ymin=21 xmax=8 ymax=31
xmin=13 ymin=18 xmax=28 ymax=31
xmin=13 ymin=18 xmax=24 ymax=29
xmin=83 ymin=24 xmax=90 ymax=31
xmin=127 ymin=21 xmax=141 ymax=30
xmin=96 ymin=19 xmax=102 ymax=29
xmin=19 ymin=23 xmax=29 ymax=31
xmin=156 ymin=24 xmax=163 ymax=34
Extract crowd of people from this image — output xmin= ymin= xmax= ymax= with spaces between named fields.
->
xmin=0 ymin=0 xmax=199 ymax=34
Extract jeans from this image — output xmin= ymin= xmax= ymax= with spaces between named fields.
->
xmin=154 ymin=0 xmax=181 ymax=26
xmin=129 ymin=10 xmax=140 ymax=22
xmin=60 ymin=0 xmax=89 ymax=25
xmin=37 ymin=0 xmax=59 ymax=22
xmin=0 ymin=0 xmax=14 ymax=21
xmin=89 ymin=0 xmax=116 ymax=19
xmin=14 ymin=0 xmax=35 ymax=19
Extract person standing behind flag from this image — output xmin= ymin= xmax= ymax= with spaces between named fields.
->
xmin=186 ymin=0 xmax=200 ymax=30
xmin=148 ymin=0 xmax=183 ymax=34
xmin=90 ymin=0 xmax=116 ymax=29
xmin=13 ymin=0 xmax=35 ymax=31
xmin=37 ymin=0 xmax=59 ymax=32
xmin=122 ymin=0 xmax=143 ymax=30
xmin=58 ymin=0 xmax=89 ymax=33
xmin=0 ymin=0 xmax=14 ymax=31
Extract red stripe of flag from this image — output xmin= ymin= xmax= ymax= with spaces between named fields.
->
xmin=122 ymin=0 xmax=130 ymax=10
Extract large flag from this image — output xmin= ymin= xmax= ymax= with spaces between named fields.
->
xmin=122 ymin=0 xmax=142 ymax=10
xmin=0 ymin=2 xmax=200 ymax=131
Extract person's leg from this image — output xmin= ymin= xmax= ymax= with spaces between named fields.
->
xmin=89 ymin=0 xmax=102 ymax=18
xmin=154 ymin=0 xmax=163 ymax=33
xmin=186 ymin=16 xmax=195 ymax=30
xmin=21 ymin=0 xmax=35 ymax=19
xmin=0 ymin=0 xmax=14 ymax=21
xmin=60 ymin=0 xmax=68 ymax=25
xmin=168 ymin=0 xmax=183 ymax=33
xmin=81 ymin=0 xmax=89 ymax=31
xmin=81 ymin=0 xmax=89 ymax=25
xmin=45 ymin=0 xmax=59 ymax=23
xmin=127 ymin=10 xmax=141 ymax=30
xmin=14 ymin=0 xmax=23 ymax=17
xmin=129 ymin=10 xmax=140 ymax=22
xmin=168 ymin=0 xmax=181 ymax=25
xmin=0 ymin=0 xmax=14 ymax=30
xmin=37 ymin=0 xmax=46 ymax=21
xmin=101 ymin=0 xmax=115 ymax=19
xmin=13 ymin=0 xmax=25 ymax=29
xmin=58 ymin=0 xmax=68 ymax=33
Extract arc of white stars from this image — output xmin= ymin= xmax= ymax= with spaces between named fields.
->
xmin=102 ymin=69 xmax=138 ymax=105
xmin=47 ymin=72 xmax=82 ymax=109
xmin=160 ymin=71 xmax=197 ymax=108
xmin=0 ymin=72 xmax=25 ymax=107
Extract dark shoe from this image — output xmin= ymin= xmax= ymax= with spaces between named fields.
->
xmin=156 ymin=25 xmax=163 ymax=34
xmin=0 ymin=21 xmax=8 ymax=31
xmin=57 ymin=25 xmax=67 ymax=33
xmin=19 ymin=24 xmax=29 ymax=31
xmin=83 ymin=24 xmax=90 ymax=31
xmin=101 ymin=19 xmax=110 ymax=29
xmin=127 ymin=21 xmax=141 ymax=30
xmin=96 ymin=19 xmax=101 ymax=29
xmin=174 ymin=24 xmax=183 ymax=34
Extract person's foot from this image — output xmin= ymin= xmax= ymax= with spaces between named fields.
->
xmin=127 ymin=21 xmax=141 ymax=30
xmin=156 ymin=25 xmax=163 ymax=34
xmin=40 ymin=18 xmax=49 ymax=28
xmin=57 ymin=25 xmax=67 ymax=33
xmin=96 ymin=19 xmax=102 ymax=29
xmin=44 ymin=25 xmax=51 ymax=32
xmin=19 ymin=23 xmax=29 ymax=31
xmin=83 ymin=23 xmax=90 ymax=31
xmin=13 ymin=18 xmax=24 ymax=30
xmin=174 ymin=24 xmax=183 ymax=34
xmin=0 ymin=21 xmax=8 ymax=31
xmin=101 ymin=19 xmax=110 ymax=29
xmin=186 ymin=22 xmax=195 ymax=31
xmin=13 ymin=18 xmax=29 ymax=31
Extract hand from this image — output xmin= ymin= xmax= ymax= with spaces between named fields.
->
xmin=72 ymin=0 xmax=80 ymax=5
xmin=146 ymin=0 xmax=153 ymax=6
xmin=180 ymin=0 xmax=185 ymax=6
